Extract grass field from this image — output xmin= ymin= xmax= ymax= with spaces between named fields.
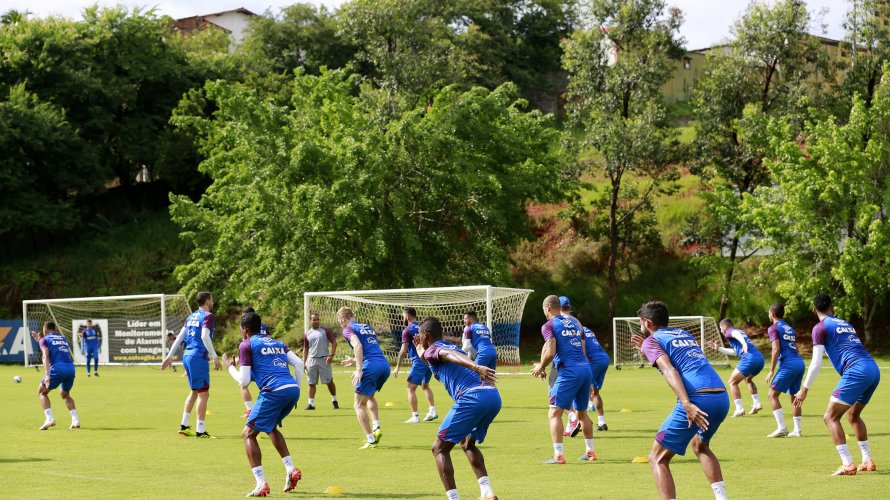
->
xmin=3 ymin=362 xmax=889 ymax=499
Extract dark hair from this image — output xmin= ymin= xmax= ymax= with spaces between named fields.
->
xmin=244 ymin=306 xmax=255 ymax=314
xmin=637 ymin=301 xmax=669 ymax=328
xmin=464 ymin=310 xmax=477 ymax=320
xmin=813 ymin=294 xmax=833 ymax=313
xmin=309 ymin=312 xmax=319 ymax=319
xmin=196 ymin=291 xmax=213 ymax=306
xmin=419 ymin=316 xmax=443 ymax=339
xmin=719 ymin=318 xmax=734 ymax=329
xmin=769 ymin=303 xmax=785 ymax=319
xmin=404 ymin=307 xmax=417 ymax=318
xmin=44 ymin=321 xmax=57 ymax=331
xmin=86 ymin=319 xmax=93 ymax=324
xmin=241 ymin=312 xmax=262 ymax=334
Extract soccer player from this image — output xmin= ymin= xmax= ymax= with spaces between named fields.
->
xmin=392 ymin=307 xmax=437 ymax=423
xmin=337 ymin=306 xmax=390 ymax=449
xmin=414 ymin=316 xmax=500 ymax=500
xmin=302 ymin=312 xmax=338 ymax=410
xmin=223 ymin=311 xmax=304 ymax=497
xmin=530 ymin=295 xmax=597 ymax=464
xmin=631 ymin=301 xmax=728 ymax=500
xmin=560 ymin=297 xmax=610 ymax=434
xmin=80 ymin=319 xmax=100 ymax=377
xmin=707 ymin=319 xmax=764 ymax=417
xmin=32 ymin=322 xmax=80 ymax=430
xmin=764 ymin=303 xmax=805 ymax=437
xmin=238 ymin=307 xmax=276 ymax=417
xmin=462 ymin=311 xmax=497 ymax=370
xmin=793 ymin=294 xmax=880 ymax=475
xmin=161 ymin=291 xmax=221 ymax=438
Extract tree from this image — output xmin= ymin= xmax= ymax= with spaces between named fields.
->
xmin=169 ymin=70 xmax=561 ymax=323
xmin=834 ymin=0 xmax=890 ymax=115
xmin=561 ymin=0 xmax=683 ymax=320
xmin=747 ymin=63 xmax=890 ymax=345
xmin=690 ymin=0 xmax=828 ymax=320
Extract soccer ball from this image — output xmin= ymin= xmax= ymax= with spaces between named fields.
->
xmin=13 ymin=376 xmax=22 ymax=383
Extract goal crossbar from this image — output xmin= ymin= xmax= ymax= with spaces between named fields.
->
xmin=612 ymin=315 xmax=729 ymax=368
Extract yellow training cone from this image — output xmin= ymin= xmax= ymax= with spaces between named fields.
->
xmin=620 ymin=408 xmax=633 ymax=413
xmin=632 ymin=456 xmax=649 ymax=463
xmin=384 ymin=401 xmax=395 ymax=407
xmin=325 ymin=485 xmax=344 ymax=495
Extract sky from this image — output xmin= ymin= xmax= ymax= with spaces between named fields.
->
xmin=0 ymin=0 xmax=848 ymax=50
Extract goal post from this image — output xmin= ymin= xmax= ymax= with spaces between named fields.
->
xmin=612 ymin=315 xmax=729 ymax=369
xmin=22 ymin=294 xmax=192 ymax=366
xmin=304 ymin=286 xmax=533 ymax=368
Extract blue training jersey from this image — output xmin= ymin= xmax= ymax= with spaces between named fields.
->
xmin=812 ymin=317 xmax=874 ymax=375
xmin=40 ymin=333 xmax=74 ymax=367
xmin=725 ymin=328 xmax=764 ymax=361
xmin=641 ymin=328 xmax=725 ymax=394
xmin=239 ymin=334 xmax=297 ymax=391
xmin=542 ymin=315 xmax=588 ymax=369
xmin=183 ymin=309 xmax=215 ymax=357
xmin=402 ymin=321 xmax=422 ymax=365
xmin=423 ymin=340 xmax=495 ymax=400
xmin=583 ymin=326 xmax=610 ymax=363
xmin=767 ymin=320 xmax=801 ymax=364
xmin=463 ymin=322 xmax=495 ymax=356
xmin=82 ymin=328 xmax=99 ymax=350
xmin=343 ymin=321 xmax=386 ymax=361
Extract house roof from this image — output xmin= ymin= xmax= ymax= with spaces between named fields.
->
xmin=175 ymin=7 xmax=256 ymax=22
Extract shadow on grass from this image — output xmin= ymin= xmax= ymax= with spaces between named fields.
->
xmin=81 ymin=427 xmax=152 ymax=431
xmin=335 ymin=494 xmax=429 ymax=498
xmin=0 ymin=457 xmax=51 ymax=463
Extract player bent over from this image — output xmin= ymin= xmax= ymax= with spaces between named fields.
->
xmin=462 ymin=311 xmax=497 ymax=370
xmin=794 ymin=294 xmax=880 ymax=475
xmin=161 ymin=291 xmax=221 ymax=438
xmin=337 ymin=306 xmax=391 ymax=448
xmin=393 ymin=307 xmax=437 ymax=423
xmin=708 ymin=319 xmax=764 ymax=417
xmin=224 ymin=311 xmax=304 ymax=497
xmin=414 ymin=316 xmax=500 ymax=500
xmin=33 ymin=322 xmax=80 ymax=430
xmin=531 ymin=295 xmax=597 ymax=464
xmin=632 ymin=301 xmax=728 ymax=500
xmin=764 ymin=303 xmax=805 ymax=437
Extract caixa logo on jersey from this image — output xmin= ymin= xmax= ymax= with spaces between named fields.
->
xmin=273 ymin=358 xmax=288 ymax=368
xmin=848 ymin=334 xmax=862 ymax=344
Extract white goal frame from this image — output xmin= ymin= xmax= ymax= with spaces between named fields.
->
xmin=612 ymin=315 xmax=729 ymax=368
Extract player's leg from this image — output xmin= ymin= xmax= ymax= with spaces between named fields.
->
xmin=574 ymin=369 xmax=596 ymax=460
xmin=823 ymin=400 xmax=857 ymax=474
xmin=85 ymin=350 xmax=93 ymax=376
xmin=321 ymin=361 xmax=338 ymax=408
xmin=727 ymin=368 xmax=746 ymax=416
xmin=690 ymin=436 xmax=726 ymax=500
xmin=648 ymin=441 xmax=678 ymax=500
xmin=591 ymin=386 xmax=606 ymax=429
xmin=353 ymin=393 xmax=376 ymax=446
xmin=546 ymin=406 xmax=567 ymax=462
xmin=745 ymin=375 xmax=762 ymax=413
xmin=326 ymin=380 xmax=338 ymax=408
xmin=847 ymin=403 xmax=875 ymax=471
xmin=306 ymin=361 xmax=318 ymax=409
xmin=92 ymin=350 xmax=99 ymax=375
xmin=405 ymin=381 xmax=420 ymax=422
xmin=368 ymin=395 xmax=381 ymax=435
xmin=422 ymin=380 xmax=437 ymax=421
xmin=195 ymin=389 xmax=211 ymax=437
xmin=431 ymin=437 xmax=459 ymax=498
xmin=60 ymin=373 xmax=79 ymax=429
xmin=37 ymin=378 xmax=55 ymax=429
xmin=461 ymin=437 xmax=496 ymax=499
xmin=307 ymin=384 xmax=317 ymax=409
xmin=178 ymin=389 xmax=198 ymax=435
xmin=242 ymin=425 xmax=270 ymax=496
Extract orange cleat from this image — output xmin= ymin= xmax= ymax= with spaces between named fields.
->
xmin=543 ymin=454 xmax=566 ymax=464
xmin=858 ymin=460 xmax=876 ymax=472
xmin=832 ymin=464 xmax=857 ymax=476
xmin=246 ymin=483 xmax=270 ymax=497
xmin=283 ymin=468 xmax=302 ymax=492
xmin=577 ymin=450 xmax=598 ymax=461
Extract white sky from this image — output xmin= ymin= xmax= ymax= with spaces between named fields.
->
xmin=0 ymin=0 xmax=848 ymax=50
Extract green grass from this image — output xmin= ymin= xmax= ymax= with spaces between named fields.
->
xmin=4 ymin=363 xmax=889 ymax=499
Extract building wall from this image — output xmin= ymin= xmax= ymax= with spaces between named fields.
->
xmin=204 ymin=11 xmax=252 ymax=46
xmin=661 ymin=51 xmax=708 ymax=103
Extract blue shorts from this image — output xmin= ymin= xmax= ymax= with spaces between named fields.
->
xmin=183 ymin=354 xmax=210 ymax=392
xmin=771 ymin=358 xmax=805 ymax=394
xmin=549 ymin=364 xmax=592 ymax=411
xmin=476 ymin=349 xmax=497 ymax=370
xmin=832 ymin=359 xmax=881 ymax=406
xmin=248 ymin=386 xmax=300 ymax=433
xmin=589 ymin=356 xmax=610 ymax=390
xmin=438 ymin=387 xmax=501 ymax=444
xmin=407 ymin=362 xmax=433 ymax=386
xmin=45 ymin=365 xmax=75 ymax=392
xmin=736 ymin=353 xmax=764 ymax=377
xmin=656 ymin=391 xmax=729 ymax=456
xmin=356 ymin=357 xmax=390 ymax=397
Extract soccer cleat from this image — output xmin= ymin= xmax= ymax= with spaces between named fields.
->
xmin=94 ymin=373 xmax=99 ymax=377
xmin=543 ymin=454 xmax=567 ymax=465
xmin=196 ymin=431 xmax=215 ymax=439
xmin=750 ymin=404 xmax=762 ymax=414
xmin=831 ymin=464 xmax=857 ymax=476
xmin=39 ymin=420 xmax=56 ymax=431
xmin=858 ymin=460 xmax=876 ymax=472
xmin=597 ymin=423 xmax=609 ymax=431
xmin=87 ymin=373 xmax=91 ymax=377
xmin=304 ymin=404 xmax=315 ymax=410
xmin=359 ymin=441 xmax=378 ymax=449
xmin=423 ymin=413 xmax=438 ymax=422
xmin=372 ymin=428 xmax=383 ymax=443
xmin=242 ymin=410 xmax=251 ymax=418
xmin=404 ymin=416 xmax=421 ymax=423
xmin=732 ymin=408 xmax=745 ymax=418
xmin=577 ymin=450 xmax=598 ymax=461
xmin=788 ymin=429 xmax=802 ymax=437
xmin=767 ymin=428 xmax=789 ymax=438
xmin=564 ymin=418 xmax=580 ymax=437
xmin=246 ymin=483 xmax=271 ymax=497
xmin=179 ymin=426 xmax=195 ymax=437
xmin=332 ymin=400 xmax=339 ymax=410
xmin=283 ymin=467 xmax=302 ymax=492
xmin=70 ymin=422 xmax=80 ymax=429
xmin=570 ymin=422 xmax=582 ymax=438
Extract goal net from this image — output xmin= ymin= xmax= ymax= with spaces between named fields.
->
xmin=22 ymin=294 xmax=191 ymax=366
xmin=304 ymin=286 xmax=533 ymax=368
xmin=612 ymin=316 xmax=729 ymax=368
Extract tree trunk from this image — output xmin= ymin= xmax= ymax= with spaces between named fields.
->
xmin=718 ymin=233 xmax=740 ymax=321
xmin=863 ymin=292 xmax=877 ymax=346
xmin=608 ymin=179 xmax=620 ymax=321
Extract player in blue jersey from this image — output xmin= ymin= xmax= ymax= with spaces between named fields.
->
xmin=530 ymin=295 xmax=597 ymax=464
xmin=414 ymin=316 xmax=500 ymax=500
xmin=80 ymin=319 xmax=101 ymax=377
xmin=794 ymin=294 xmax=880 ymax=476
xmin=237 ymin=307 xmax=272 ymax=418
xmin=708 ymin=319 xmax=764 ymax=417
xmin=393 ymin=307 xmax=437 ymax=423
xmin=632 ymin=301 xmax=728 ymax=500
xmin=560 ymin=297 xmax=610 ymax=433
xmin=32 ymin=322 xmax=80 ymax=430
xmin=161 ymin=291 xmax=221 ymax=438
xmin=337 ymin=306 xmax=391 ymax=449
xmin=764 ymin=303 xmax=806 ymax=437
xmin=462 ymin=311 xmax=497 ymax=370
xmin=223 ymin=311 xmax=305 ymax=497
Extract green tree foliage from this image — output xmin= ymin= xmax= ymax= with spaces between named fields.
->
xmin=690 ymin=0 xmax=828 ymax=319
xmin=834 ymin=0 xmax=890 ymax=115
xmin=169 ymin=70 xmax=560 ymax=323
xmin=747 ymin=63 xmax=890 ymax=344
xmin=561 ymin=0 xmax=683 ymax=319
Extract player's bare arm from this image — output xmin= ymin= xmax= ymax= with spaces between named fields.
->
xmin=347 ymin=336 xmax=363 ymax=386
xmin=654 ymin=354 xmax=710 ymax=431
xmin=531 ymin=338 xmax=555 ymax=379
xmin=393 ymin=341 xmax=409 ymax=378
xmin=765 ymin=339 xmax=780 ymax=384
xmin=438 ymin=349 xmax=498 ymax=385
